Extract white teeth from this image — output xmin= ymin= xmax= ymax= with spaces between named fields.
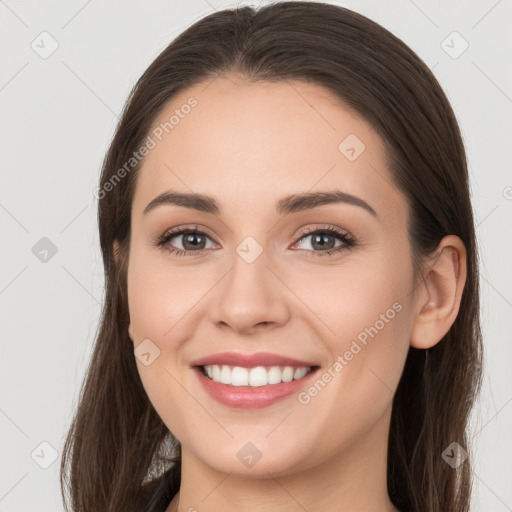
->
xmin=202 ymin=364 xmax=312 ymax=387
xmin=231 ymin=366 xmax=249 ymax=386
xmin=282 ymin=366 xmax=294 ymax=382
xmin=220 ymin=365 xmax=231 ymax=385
xmin=294 ymin=367 xmax=308 ymax=380
xmin=267 ymin=366 xmax=282 ymax=385
xmin=249 ymin=366 xmax=267 ymax=387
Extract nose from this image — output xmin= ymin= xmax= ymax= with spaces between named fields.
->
xmin=208 ymin=249 xmax=291 ymax=335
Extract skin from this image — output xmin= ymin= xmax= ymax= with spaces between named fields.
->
xmin=116 ymin=74 xmax=467 ymax=512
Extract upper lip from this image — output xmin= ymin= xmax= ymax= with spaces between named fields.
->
xmin=191 ymin=351 xmax=318 ymax=368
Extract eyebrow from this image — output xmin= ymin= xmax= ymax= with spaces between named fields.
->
xmin=143 ymin=189 xmax=378 ymax=218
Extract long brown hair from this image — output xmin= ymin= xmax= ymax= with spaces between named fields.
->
xmin=60 ymin=2 xmax=483 ymax=511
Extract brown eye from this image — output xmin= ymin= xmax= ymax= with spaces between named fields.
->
xmin=171 ymin=231 xmax=209 ymax=251
xmin=153 ymin=225 xmax=218 ymax=257
xmin=292 ymin=225 xmax=356 ymax=258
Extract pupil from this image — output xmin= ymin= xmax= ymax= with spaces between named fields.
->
xmin=313 ymin=234 xmax=334 ymax=250
xmin=183 ymin=233 xmax=204 ymax=250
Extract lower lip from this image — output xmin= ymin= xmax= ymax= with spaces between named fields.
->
xmin=193 ymin=366 xmax=319 ymax=409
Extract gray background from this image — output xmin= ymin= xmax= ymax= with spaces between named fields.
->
xmin=1 ymin=0 xmax=511 ymax=510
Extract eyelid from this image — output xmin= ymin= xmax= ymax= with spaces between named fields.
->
xmin=160 ymin=224 xmax=220 ymax=243
xmin=293 ymin=224 xmax=350 ymax=239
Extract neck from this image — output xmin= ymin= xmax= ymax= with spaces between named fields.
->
xmin=166 ymin=406 xmax=399 ymax=512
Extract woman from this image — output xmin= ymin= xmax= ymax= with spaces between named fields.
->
xmin=60 ymin=2 xmax=483 ymax=511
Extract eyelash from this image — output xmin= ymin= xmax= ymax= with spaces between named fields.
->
xmin=152 ymin=223 xmax=356 ymax=258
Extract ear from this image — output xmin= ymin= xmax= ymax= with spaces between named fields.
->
xmin=410 ymin=235 xmax=467 ymax=349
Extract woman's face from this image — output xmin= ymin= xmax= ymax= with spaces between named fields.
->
xmin=126 ymin=75 xmax=416 ymax=477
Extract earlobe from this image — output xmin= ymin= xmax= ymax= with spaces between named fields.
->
xmin=410 ymin=235 xmax=467 ymax=349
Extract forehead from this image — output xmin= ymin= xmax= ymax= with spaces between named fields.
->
xmin=132 ymin=76 xmax=407 ymax=225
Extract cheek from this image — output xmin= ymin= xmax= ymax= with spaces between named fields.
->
xmin=126 ymin=251 xmax=199 ymax=441
xmin=301 ymin=249 xmax=411 ymax=345
xmin=311 ymin=253 xmax=412 ymax=420
xmin=126 ymin=248 xmax=204 ymax=343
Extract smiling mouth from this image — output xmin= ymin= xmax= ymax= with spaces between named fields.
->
xmin=199 ymin=364 xmax=318 ymax=387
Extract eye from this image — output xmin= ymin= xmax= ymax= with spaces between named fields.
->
xmin=152 ymin=224 xmax=218 ymax=257
xmin=152 ymin=223 xmax=356 ymax=258
xmin=291 ymin=225 xmax=355 ymax=258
